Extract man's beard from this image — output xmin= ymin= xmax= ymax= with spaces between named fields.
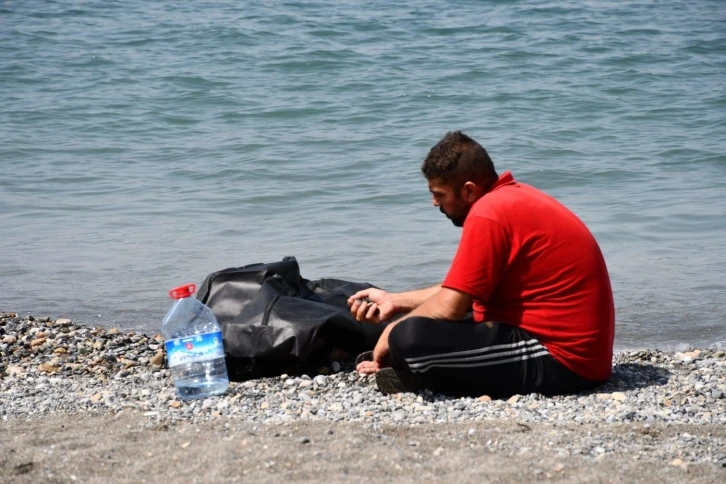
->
xmin=440 ymin=206 xmax=466 ymax=227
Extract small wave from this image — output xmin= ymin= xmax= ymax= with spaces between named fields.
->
xmin=159 ymin=75 xmax=231 ymax=88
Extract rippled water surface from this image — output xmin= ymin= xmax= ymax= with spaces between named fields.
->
xmin=1 ymin=1 xmax=725 ymax=349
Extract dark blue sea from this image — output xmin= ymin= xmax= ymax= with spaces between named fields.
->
xmin=1 ymin=0 xmax=725 ymax=350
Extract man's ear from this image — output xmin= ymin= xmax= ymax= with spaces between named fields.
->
xmin=460 ymin=181 xmax=481 ymax=203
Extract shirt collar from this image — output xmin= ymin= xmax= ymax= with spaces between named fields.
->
xmin=490 ymin=171 xmax=516 ymax=192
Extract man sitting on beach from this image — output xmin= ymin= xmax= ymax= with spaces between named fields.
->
xmin=348 ymin=131 xmax=615 ymax=397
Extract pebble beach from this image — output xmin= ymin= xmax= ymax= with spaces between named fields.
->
xmin=2 ymin=312 xmax=726 ymax=483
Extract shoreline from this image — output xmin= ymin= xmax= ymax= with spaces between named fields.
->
xmin=2 ymin=313 xmax=726 ymax=482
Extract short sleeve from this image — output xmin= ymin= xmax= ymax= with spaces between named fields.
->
xmin=442 ymin=214 xmax=510 ymax=302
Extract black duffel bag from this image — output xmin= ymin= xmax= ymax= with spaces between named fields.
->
xmin=196 ymin=256 xmax=385 ymax=380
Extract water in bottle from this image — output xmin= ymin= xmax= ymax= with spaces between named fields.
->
xmin=161 ymin=283 xmax=229 ymax=400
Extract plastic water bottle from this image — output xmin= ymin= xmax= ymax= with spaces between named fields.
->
xmin=161 ymin=283 xmax=229 ymax=400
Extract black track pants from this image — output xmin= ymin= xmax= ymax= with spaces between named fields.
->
xmin=387 ymin=316 xmax=602 ymax=398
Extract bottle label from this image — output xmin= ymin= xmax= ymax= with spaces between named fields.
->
xmin=165 ymin=331 xmax=225 ymax=367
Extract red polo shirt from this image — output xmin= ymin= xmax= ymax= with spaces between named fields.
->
xmin=442 ymin=172 xmax=615 ymax=381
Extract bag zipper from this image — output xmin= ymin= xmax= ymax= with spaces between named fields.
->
xmin=262 ymin=295 xmax=281 ymax=326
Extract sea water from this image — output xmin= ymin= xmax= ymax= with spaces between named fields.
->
xmin=1 ymin=1 xmax=724 ymax=351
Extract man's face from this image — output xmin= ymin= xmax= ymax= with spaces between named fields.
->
xmin=428 ymin=178 xmax=471 ymax=227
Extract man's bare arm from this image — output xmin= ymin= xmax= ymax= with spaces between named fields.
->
xmin=389 ymin=284 xmax=442 ymax=312
xmin=348 ymin=284 xmax=442 ymax=323
xmin=393 ymin=286 xmax=471 ymax=323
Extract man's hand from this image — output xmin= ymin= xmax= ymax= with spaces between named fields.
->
xmin=348 ymin=288 xmax=397 ymax=323
xmin=356 ymin=322 xmax=397 ymax=374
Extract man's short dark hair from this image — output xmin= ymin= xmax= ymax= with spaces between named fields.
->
xmin=421 ymin=131 xmax=498 ymax=190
